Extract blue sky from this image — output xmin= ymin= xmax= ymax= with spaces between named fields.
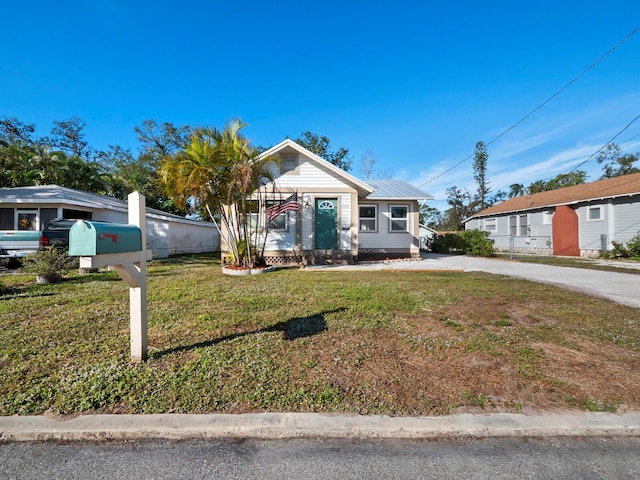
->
xmin=2 ymin=1 xmax=639 ymax=211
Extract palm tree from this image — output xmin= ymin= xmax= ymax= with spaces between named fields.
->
xmin=526 ymin=180 xmax=547 ymax=194
xmin=160 ymin=119 xmax=273 ymax=268
xmin=508 ymin=183 xmax=525 ymax=198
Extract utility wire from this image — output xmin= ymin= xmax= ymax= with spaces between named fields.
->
xmin=568 ymin=113 xmax=640 ymax=172
xmin=621 ymin=132 xmax=640 ymax=147
xmin=418 ymin=25 xmax=640 ymax=188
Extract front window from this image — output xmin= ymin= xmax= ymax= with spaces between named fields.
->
xmin=484 ymin=218 xmax=496 ymax=231
xmin=519 ymin=214 xmax=528 ymax=236
xmin=588 ymin=206 xmax=602 ymax=221
xmin=265 ymin=200 xmax=287 ymax=230
xmin=509 ymin=216 xmax=517 ymax=236
xmin=281 ymin=154 xmax=297 ymax=173
xmin=17 ymin=210 xmax=37 ymax=231
xmin=359 ymin=205 xmax=377 ymax=232
xmin=245 ymin=200 xmax=259 ymax=230
xmin=390 ymin=205 xmax=408 ymax=232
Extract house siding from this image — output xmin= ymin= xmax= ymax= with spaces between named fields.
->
xmin=339 ymin=193 xmax=352 ymax=251
xmin=267 ymin=156 xmax=354 ymax=190
xmin=469 ymin=210 xmax=553 ymax=254
xmin=358 ymin=201 xmax=419 ymax=258
xmin=468 ymin=196 xmax=640 ymax=256
xmin=577 ymin=202 xmax=608 ymax=254
xmin=612 ymin=196 xmax=640 ymax=244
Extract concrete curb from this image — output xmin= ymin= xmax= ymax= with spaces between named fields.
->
xmin=2 ymin=412 xmax=640 ymax=442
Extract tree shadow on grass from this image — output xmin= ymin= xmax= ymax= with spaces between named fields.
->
xmin=150 ymin=308 xmax=344 ymax=360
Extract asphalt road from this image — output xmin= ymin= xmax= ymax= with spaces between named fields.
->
xmin=306 ymin=254 xmax=640 ymax=308
xmin=2 ymin=437 xmax=640 ymax=480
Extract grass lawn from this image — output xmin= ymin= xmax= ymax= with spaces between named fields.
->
xmin=1 ymin=253 xmax=639 ymax=416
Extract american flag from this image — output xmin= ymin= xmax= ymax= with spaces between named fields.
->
xmin=265 ymin=193 xmax=300 ymax=221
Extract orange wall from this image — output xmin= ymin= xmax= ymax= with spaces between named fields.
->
xmin=552 ymin=205 xmax=580 ymax=256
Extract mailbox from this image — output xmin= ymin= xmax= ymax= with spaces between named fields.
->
xmin=69 ymin=221 xmax=142 ymax=256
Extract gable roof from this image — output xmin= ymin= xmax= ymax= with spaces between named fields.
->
xmin=468 ymin=172 xmax=640 ymax=220
xmin=366 ymin=180 xmax=434 ymax=200
xmin=260 ymin=139 xmax=375 ymax=195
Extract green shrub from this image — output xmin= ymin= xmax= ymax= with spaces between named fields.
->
xmin=608 ymin=241 xmax=629 ymax=258
xmin=607 ymin=234 xmax=640 ymax=258
xmin=431 ymin=233 xmax=466 ymax=253
xmin=22 ymin=246 xmax=75 ymax=283
xmin=457 ymin=230 xmax=495 ymax=257
xmin=627 ymin=234 xmax=640 ymax=257
xmin=431 ymin=230 xmax=494 ymax=257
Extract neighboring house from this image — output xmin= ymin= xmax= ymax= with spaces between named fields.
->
xmin=464 ymin=172 xmax=640 ymax=257
xmin=222 ymin=139 xmax=433 ymax=265
xmin=0 ymin=185 xmax=220 ymax=258
xmin=418 ymin=224 xmax=438 ymax=250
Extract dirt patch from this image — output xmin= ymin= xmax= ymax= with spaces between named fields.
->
xmin=283 ymin=292 xmax=640 ymax=415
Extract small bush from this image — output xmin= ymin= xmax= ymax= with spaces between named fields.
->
xmin=431 ymin=233 xmax=466 ymax=253
xmin=608 ymin=241 xmax=629 ymax=258
xmin=22 ymin=246 xmax=75 ymax=283
xmin=627 ymin=234 xmax=640 ymax=257
xmin=457 ymin=230 xmax=495 ymax=257
xmin=431 ymin=230 xmax=494 ymax=257
xmin=606 ymin=234 xmax=640 ymax=258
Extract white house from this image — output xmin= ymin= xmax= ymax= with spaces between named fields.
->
xmin=221 ymin=139 xmax=433 ymax=265
xmin=464 ymin=172 xmax=640 ymax=257
xmin=0 ymin=185 xmax=220 ymax=258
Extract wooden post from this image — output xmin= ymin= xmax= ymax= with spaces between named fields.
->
xmin=128 ymin=192 xmax=147 ymax=363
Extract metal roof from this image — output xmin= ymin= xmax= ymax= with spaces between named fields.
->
xmin=0 ymin=185 xmax=127 ymax=209
xmin=0 ymin=185 xmax=195 ymax=222
xmin=365 ymin=180 xmax=434 ymax=200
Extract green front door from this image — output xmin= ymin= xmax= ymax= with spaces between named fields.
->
xmin=314 ymin=198 xmax=338 ymax=250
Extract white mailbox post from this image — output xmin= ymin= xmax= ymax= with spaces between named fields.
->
xmin=70 ymin=192 xmax=148 ymax=363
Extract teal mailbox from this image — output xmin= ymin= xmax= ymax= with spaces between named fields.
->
xmin=69 ymin=221 xmax=142 ymax=256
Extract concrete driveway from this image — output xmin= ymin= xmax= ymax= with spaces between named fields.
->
xmin=305 ymin=254 xmax=640 ymax=309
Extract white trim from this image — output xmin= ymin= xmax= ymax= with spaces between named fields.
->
xmin=359 ymin=204 xmax=378 ymax=233
xmin=16 ymin=209 xmax=39 ymax=231
xmin=484 ymin=218 xmax=497 ymax=231
xmin=259 ymin=139 xmax=374 ymax=195
xmin=587 ymin=205 xmax=604 ymax=221
xmin=280 ymin=152 xmax=299 ymax=175
xmin=389 ymin=205 xmax=409 ymax=232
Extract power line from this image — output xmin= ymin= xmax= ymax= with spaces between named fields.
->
xmin=568 ymin=113 xmax=640 ymax=172
xmin=418 ymin=25 xmax=640 ymax=188
xmin=621 ymin=132 xmax=640 ymax=147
